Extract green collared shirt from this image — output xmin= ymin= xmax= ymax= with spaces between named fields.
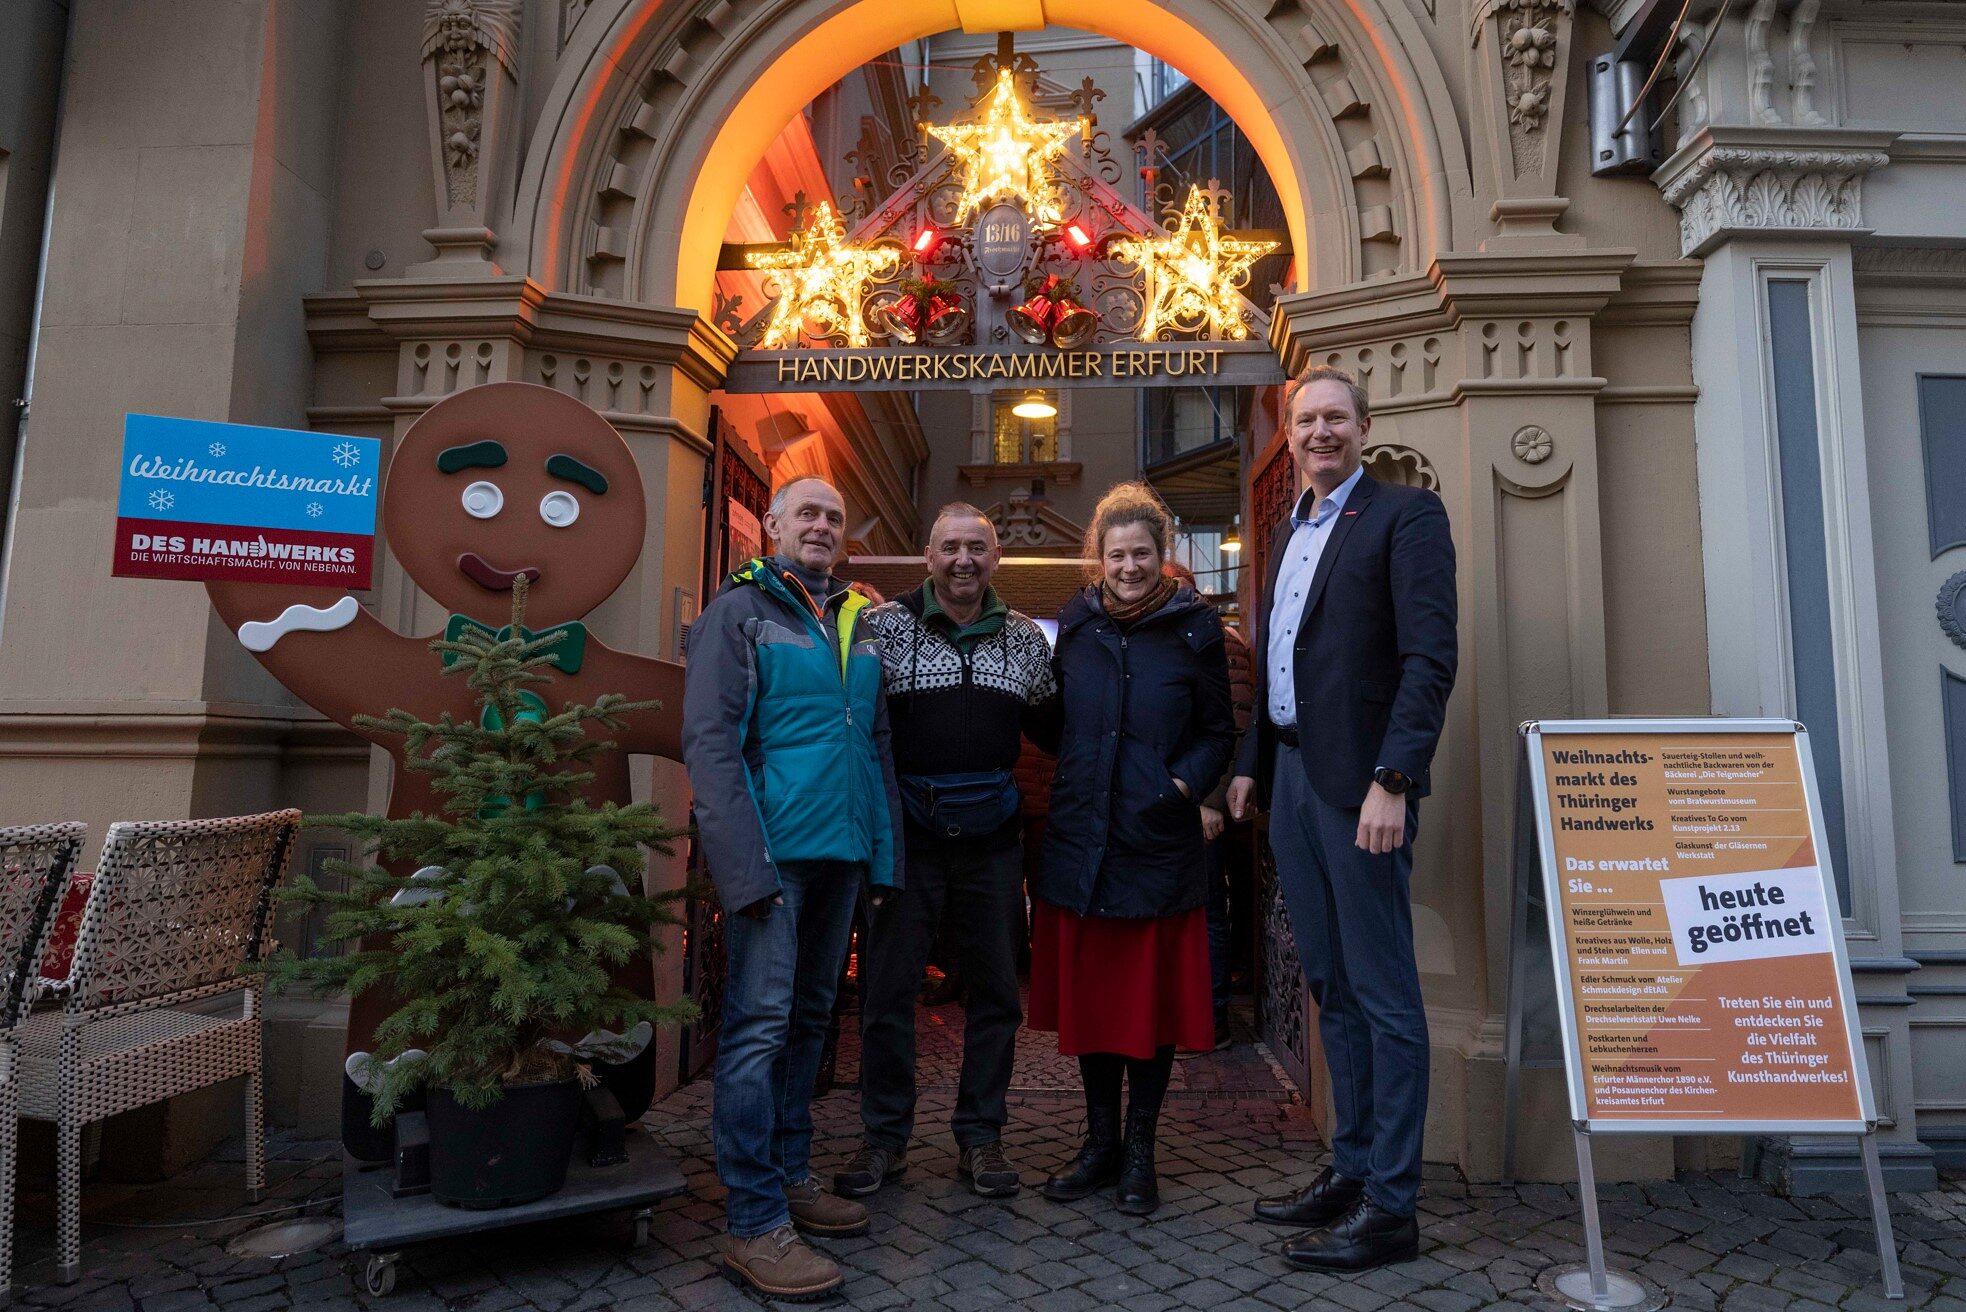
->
xmin=922 ymin=583 xmax=1007 ymax=652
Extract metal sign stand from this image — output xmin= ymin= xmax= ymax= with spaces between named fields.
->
xmin=1502 ymin=719 xmax=1904 ymax=1311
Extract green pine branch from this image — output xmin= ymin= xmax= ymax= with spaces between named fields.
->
xmin=268 ymin=578 xmax=699 ymax=1117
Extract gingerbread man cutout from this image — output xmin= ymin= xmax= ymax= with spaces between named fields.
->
xmin=206 ymin=382 xmax=686 ymax=1053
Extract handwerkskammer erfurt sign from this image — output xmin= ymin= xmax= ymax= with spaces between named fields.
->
xmin=114 ymin=414 xmax=380 ymax=588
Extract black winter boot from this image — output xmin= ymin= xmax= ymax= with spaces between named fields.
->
xmin=1115 ymin=1105 xmax=1160 ymax=1215
xmin=1041 ymin=1103 xmax=1124 ymax=1200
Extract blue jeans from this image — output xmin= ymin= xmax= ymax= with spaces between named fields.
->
xmin=1269 ymin=743 xmax=1428 ymax=1216
xmin=712 ymin=860 xmax=862 ymax=1237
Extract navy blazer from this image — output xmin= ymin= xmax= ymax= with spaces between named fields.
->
xmin=1234 ymin=473 xmax=1458 ymax=809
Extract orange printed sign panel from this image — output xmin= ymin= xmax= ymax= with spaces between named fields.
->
xmin=1533 ymin=729 xmax=1865 ymax=1128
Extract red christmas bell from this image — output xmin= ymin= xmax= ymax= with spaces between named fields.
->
xmin=882 ymin=285 xmax=966 ymax=344
xmin=919 ymin=292 xmax=967 ymax=344
xmin=1048 ymin=296 xmax=1097 ymax=349
xmin=1007 ymin=274 xmax=1099 ymax=349
xmin=1006 ymin=291 xmax=1057 ymax=346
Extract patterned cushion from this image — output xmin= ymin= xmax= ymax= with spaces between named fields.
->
xmin=37 ymin=872 xmax=92 ymax=983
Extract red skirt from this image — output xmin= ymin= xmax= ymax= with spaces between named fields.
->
xmin=1028 ymin=899 xmax=1214 ymax=1058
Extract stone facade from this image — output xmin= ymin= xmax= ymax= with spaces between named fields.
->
xmin=0 ymin=0 xmax=1957 ymax=1193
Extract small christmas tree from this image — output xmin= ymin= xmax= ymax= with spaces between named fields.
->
xmin=271 ymin=578 xmax=696 ymax=1117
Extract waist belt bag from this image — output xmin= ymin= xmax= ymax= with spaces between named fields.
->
xmin=898 ymin=769 xmax=1022 ymax=838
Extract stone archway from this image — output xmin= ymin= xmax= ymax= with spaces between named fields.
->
xmin=297 ymin=0 xmax=1700 ymax=1181
xmin=512 ymin=0 xmax=1474 ymax=310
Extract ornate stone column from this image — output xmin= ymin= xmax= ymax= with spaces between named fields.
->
xmin=1656 ymin=127 xmax=1892 ymax=259
xmin=1654 ymin=116 xmax=1932 ymax=1189
xmin=1468 ymin=0 xmax=1581 ymax=246
xmin=414 ymin=0 xmax=524 ymax=275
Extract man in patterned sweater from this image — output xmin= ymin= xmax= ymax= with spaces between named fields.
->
xmin=835 ymin=503 xmax=1057 ymax=1200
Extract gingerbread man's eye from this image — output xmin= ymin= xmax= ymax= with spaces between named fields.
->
xmin=461 ymin=481 xmax=504 ymax=518
xmin=539 ymin=490 xmax=581 ymax=528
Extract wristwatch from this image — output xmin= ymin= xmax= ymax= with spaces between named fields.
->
xmin=1372 ymin=766 xmax=1411 ymax=794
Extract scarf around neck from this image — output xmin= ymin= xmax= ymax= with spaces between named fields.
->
xmin=1100 ymin=575 xmax=1178 ymax=628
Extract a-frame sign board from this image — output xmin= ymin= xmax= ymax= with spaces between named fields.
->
xmin=1503 ymin=718 xmax=1902 ymax=1311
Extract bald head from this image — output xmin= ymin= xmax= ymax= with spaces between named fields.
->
xmin=765 ymin=477 xmax=844 ymax=573
xmin=924 ymin=502 xmax=1001 ymax=622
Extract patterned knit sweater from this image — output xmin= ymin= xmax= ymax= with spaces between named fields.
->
xmin=862 ymin=584 xmax=1057 ymax=781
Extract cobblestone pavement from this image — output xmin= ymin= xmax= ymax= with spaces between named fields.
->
xmin=8 ymin=1000 xmax=1963 ymax=1311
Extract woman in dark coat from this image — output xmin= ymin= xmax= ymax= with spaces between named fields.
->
xmin=1027 ymin=482 xmax=1236 ymax=1214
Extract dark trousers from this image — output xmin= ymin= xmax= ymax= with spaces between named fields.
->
xmin=858 ymin=830 xmax=1025 ymax=1152
xmin=1204 ymin=836 xmax=1231 ymax=1018
xmin=1268 ymin=742 xmax=1427 ymax=1216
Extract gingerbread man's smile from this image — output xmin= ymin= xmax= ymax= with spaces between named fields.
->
xmin=458 ymin=552 xmax=543 ymax=591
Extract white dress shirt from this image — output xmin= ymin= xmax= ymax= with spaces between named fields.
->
xmin=1266 ymin=465 xmax=1365 ymax=727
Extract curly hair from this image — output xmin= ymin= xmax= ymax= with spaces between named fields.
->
xmin=1083 ymin=481 xmax=1173 ymax=581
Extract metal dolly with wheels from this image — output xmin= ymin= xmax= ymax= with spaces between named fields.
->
xmin=342 ymin=1132 xmax=684 ymax=1297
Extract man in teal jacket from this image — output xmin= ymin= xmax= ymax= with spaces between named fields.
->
xmin=682 ymin=475 xmax=904 ymax=1301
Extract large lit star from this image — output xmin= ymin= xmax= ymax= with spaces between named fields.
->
xmin=928 ymin=69 xmax=1083 ymax=224
xmin=747 ymin=202 xmax=900 ymax=348
xmin=1109 ymin=185 xmax=1279 ymax=341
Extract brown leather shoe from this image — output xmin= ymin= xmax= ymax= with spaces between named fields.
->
xmin=785 ymin=1175 xmax=870 ymax=1237
xmin=723 ymin=1224 xmax=843 ymax=1301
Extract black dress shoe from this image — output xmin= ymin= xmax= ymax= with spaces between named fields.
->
xmin=1282 ymin=1198 xmax=1419 ymax=1271
xmin=1254 ymin=1165 xmax=1364 ymax=1226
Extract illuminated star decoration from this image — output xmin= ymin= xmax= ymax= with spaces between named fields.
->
xmin=1109 ymin=185 xmax=1279 ymax=341
xmin=928 ymin=69 xmax=1083 ymax=225
xmin=747 ymin=202 xmax=900 ymax=348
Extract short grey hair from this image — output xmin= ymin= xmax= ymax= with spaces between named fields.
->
xmin=1284 ymin=364 xmax=1370 ymax=422
xmin=926 ymin=502 xmax=997 ymax=546
xmin=768 ymin=475 xmax=838 ymax=518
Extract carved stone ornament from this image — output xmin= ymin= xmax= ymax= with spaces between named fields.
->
xmin=422 ymin=0 xmax=521 ymax=212
xmin=1474 ymin=0 xmax=1574 ymax=171
xmin=1853 ymin=247 xmax=1966 ymax=280
xmin=1940 ymin=571 xmax=1966 ymax=653
xmin=1511 ymin=424 xmax=1554 ymax=464
xmin=987 ymin=488 xmax=1086 ymax=552
xmin=1363 ymin=444 xmax=1441 ymax=490
xmin=1656 ymin=137 xmax=1890 ymax=258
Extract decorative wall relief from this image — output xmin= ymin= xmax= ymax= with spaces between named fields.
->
xmin=1746 ymin=0 xmax=1829 ymax=129
xmin=418 ymin=0 xmax=522 ymax=269
xmin=1364 ymin=443 xmax=1441 ymax=489
xmin=1940 ymin=572 xmax=1966 ymax=653
xmin=1498 ymin=5 xmax=1561 ymax=139
xmin=1470 ymin=0 xmax=1576 ymax=242
xmin=1657 ymin=140 xmax=1890 ymax=257
xmin=1511 ymin=424 xmax=1554 ymax=464
xmin=985 ymin=488 xmax=1085 ymax=552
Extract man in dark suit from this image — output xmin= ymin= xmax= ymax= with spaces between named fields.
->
xmin=1226 ymin=365 xmax=1457 ymax=1270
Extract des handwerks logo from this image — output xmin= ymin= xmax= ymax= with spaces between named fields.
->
xmin=113 ymin=415 xmax=381 ymax=588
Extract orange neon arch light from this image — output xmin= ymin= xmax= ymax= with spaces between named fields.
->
xmin=538 ymin=0 xmax=1435 ymax=312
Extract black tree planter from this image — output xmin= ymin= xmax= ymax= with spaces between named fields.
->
xmin=426 ymin=1081 xmax=583 ymax=1209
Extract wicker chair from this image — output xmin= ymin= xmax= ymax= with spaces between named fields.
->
xmin=11 ymin=811 xmax=298 ymax=1285
xmin=1 ymin=822 xmax=87 ymax=1307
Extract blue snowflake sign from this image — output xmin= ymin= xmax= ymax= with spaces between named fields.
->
xmin=113 ymin=414 xmax=381 ymax=587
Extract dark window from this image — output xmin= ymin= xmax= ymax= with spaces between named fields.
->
xmin=1917 ymin=375 xmax=1966 ymax=557
xmin=1767 ymin=278 xmax=1852 ymax=913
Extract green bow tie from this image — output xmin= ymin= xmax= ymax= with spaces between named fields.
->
xmin=442 ymin=615 xmax=589 ymax=674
